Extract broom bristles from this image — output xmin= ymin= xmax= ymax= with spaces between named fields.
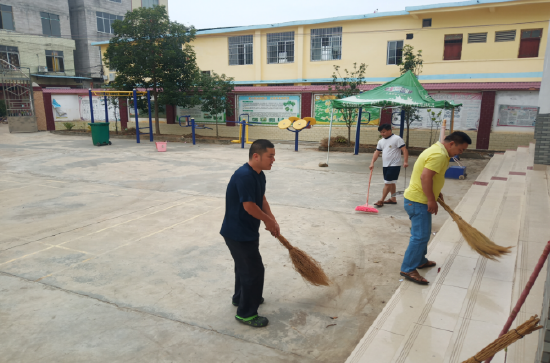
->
xmin=461 ymin=315 xmax=542 ymax=363
xmin=277 ymin=235 xmax=330 ymax=286
xmin=438 ymin=198 xmax=512 ymax=260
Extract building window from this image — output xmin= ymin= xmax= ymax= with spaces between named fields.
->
xmin=46 ymin=50 xmax=64 ymax=72
xmin=443 ymin=34 xmax=463 ymax=60
xmin=202 ymin=70 xmax=211 ymax=76
xmin=311 ymin=27 xmax=342 ymax=61
xmin=228 ymin=35 xmax=253 ymax=65
xmin=422 ymin=19 xmax=432 ymax=28
xmin=0 ymin=45 xmax=19 ymax=68
xmin=519 ymin=29 xmax=543 ymax=58
xmin=41 ymin=12 xmax=61 ymax=37
xmin=267 ymin=32 xmax=294 ymax=64
xmin=387 ymin=40 xmax=404 ymax=65
xmin=468 ymin=32 xmax=487 ymax=43
xmin=267 ymin=83 xmax=294 ymax=86
xmin=142 ymin=0 xmax=159 ymax=8
xmin=96 ymin=12 xmax=123 ymax=34
xmin=0 ymin=5 xmax=13 ymax=31
xmin=406 ymin=33 xmax=413 ymax=40
xmin=109 ymin=0 xmax=122 ymax=2
xmin=495 ymin=30 xmax=516 ymax=42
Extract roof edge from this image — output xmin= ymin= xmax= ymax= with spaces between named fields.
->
xmin=196 ymin=11 xmax=409 ymax=35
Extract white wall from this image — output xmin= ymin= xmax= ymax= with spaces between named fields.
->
xmin=492 ymin=91 xmax=539 ymax=133
xmin=52 ymin=95 xmax=81 ymax=121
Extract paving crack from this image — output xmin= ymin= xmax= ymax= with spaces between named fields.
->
xmin=0 ymin=271 xmax=307 ymax=359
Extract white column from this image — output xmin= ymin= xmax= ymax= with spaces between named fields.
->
xmin=254 ymin=30 xmax=261 ymax=83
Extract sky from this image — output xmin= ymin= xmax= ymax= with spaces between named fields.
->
xmin=168 ymin=0 xmax=467 ymax=29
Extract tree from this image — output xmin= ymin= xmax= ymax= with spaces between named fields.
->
xmin=397 ymin=45 xmax=424 ymax=147
xmin=107 ymin=96 xmax=120 ymax=134
xmin=105 ymin=6 xmax=200 ymax=135
xmin=328 ymin=63 xmax=368 ymax=146
xmin=398 ymin=45 xmax=423 ymax=77
xmin=427 ymin=108 xmax=443 ymax=146
xmin=199 ymin=72 xmax=234 ymax=138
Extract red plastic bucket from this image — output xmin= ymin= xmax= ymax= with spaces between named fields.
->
xmin=155 ymin=141 xmax=167 ymax=152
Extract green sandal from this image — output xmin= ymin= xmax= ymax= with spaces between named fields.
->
xmin=235 ymin=315 xmax=269 ymax=327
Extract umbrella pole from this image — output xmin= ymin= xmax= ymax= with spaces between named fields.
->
xmin=451 ymin=107 xmax=455 ymax=133
xmin=325 ymin=108 xmax=335 ymax=166
xmin=354 ymin=107 xmax=363 ymax=155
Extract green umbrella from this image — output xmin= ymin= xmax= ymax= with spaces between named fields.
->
xmin=332 ymin=70 xmax=461 ymax=109
xmin=321 ymin=71 xmax=461 ymax=167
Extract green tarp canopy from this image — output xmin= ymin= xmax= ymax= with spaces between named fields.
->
xmin=332 ymin=70 xmax=462 ymax=109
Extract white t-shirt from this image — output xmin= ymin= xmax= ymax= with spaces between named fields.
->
xmin=376 ymin=134 xmax=406 ymax=167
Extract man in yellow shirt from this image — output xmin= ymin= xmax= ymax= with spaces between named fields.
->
xmin=401 ymin=131 xmax=472 ymax=285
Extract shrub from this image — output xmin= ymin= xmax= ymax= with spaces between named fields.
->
xmin=320 ymin=136 xmax=355 ymax=148
xmin=63 ymin=122 xmax=75 ymax=130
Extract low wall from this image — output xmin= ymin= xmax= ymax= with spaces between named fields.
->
xmin=8 ymin=116 xmax=38 ymax=133
xmin=54 ymin=120 xmax=534 ymax=151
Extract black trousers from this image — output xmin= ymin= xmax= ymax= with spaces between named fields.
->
xmin=224 ymin=237 xmax=264 ymax=319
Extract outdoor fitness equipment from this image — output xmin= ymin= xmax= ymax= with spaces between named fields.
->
xmin=231 ymin=114 xmax=253 ymax=146
xmin=278 ymin=117 xmax=316 ymax=152
xmin=90 ymin=89 xmax=152 ymax=144
xmin=178 ymin=115 xmax=213 ymax=146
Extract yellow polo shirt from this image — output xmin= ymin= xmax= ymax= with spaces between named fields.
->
xmin=404 ymin=142 xmax=450 ymax=204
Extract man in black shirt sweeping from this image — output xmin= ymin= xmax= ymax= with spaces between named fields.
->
xmin=220 ymin=139 xmax=280 ymax=328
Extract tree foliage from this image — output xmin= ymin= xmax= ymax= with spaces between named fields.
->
xmin=199 ymin=72 xmax=234 ymax=138
xmin=328 ymin=63 xmax=368 ymax=146
xmin=105 ymin=6 xmax=200 ymax=135
xmin=397 ymin=45 xmax=424 ymax=147
xmin=427 ymin=108 xmax=443 ymax=146
xmin=398 ymin=45 xmax=423 ymax=77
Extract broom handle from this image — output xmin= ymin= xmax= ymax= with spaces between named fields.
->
xmin=437 ymin=197 xmax=453 ymax=214
xmin=366 ymin=168 xmax=373 ymax=205
xmin=484 ymin=240 xmax=550 ymax=363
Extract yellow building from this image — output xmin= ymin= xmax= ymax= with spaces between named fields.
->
xmin=93 ymin=0 xmax=549 ymax=150
xmin=131 ymin=0 xmax=169 ymax=12
xmin=193 ymin=0 xmax=548 ymax=85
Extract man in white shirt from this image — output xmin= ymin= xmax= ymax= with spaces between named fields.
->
xmin=369 ymin=124 xmax=409 ymax=207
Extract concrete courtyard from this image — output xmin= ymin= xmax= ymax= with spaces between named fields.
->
xmin=0 ymin=126 xmax=489 ymax=362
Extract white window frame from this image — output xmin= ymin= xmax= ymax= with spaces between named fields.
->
xmin=228 ymin=35 xmax=253 ymax=66
xmin=267 ymin=32 xmax=294 ymax=64
xmin=311 ymin=27 xmax=342 ymax=62
xmin=387 ymin=40 xmax=404 ymax=65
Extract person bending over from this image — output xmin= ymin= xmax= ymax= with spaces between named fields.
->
xmin=400 ymin=131 xmax=472 ymax=285
xmin=220 ymin=139 xmax=280 ymax=327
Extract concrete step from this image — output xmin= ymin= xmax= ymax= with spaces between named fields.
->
xmin=507 ymin=166 xmax=550 ymax=363
xmin=346 ymin=146 xmax=541 ymax=363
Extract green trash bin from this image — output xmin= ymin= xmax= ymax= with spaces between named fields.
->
xmin=88 ymin=122 xmax=111 ymax=146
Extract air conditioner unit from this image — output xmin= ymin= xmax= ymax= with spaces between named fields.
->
xmin=103 ymin=75 xmax=108 ymax=80
xmin=38 ymin=66 xmax=48 ymax=72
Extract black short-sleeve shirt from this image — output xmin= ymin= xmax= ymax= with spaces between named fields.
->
xmin=220 ymin=163 xmax=266 ymax=242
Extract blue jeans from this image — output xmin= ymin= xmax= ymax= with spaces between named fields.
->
xmin=401 ymin=198 xmax=432 ymax=273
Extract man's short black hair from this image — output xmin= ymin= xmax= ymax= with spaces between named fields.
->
xmin=378 ymin=124 xmax=392 ymax=132
xmin=444 ymin=131 xmax=472 ymax=145
xmin=249 ymin=139 xmax=275 ymax=159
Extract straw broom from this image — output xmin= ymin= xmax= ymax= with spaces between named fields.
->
xmin=277 ymin=235 xmax=330 ymax=286
xmin=461 ymin=315 xmax=542 ymax=363
xmin=438 ymin=198 xmax=512 ymax=260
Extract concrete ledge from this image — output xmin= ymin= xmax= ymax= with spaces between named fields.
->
xmin=8 ymin=116 xmax=38 ymax=133
xmin=319 ymin=146 xmax=494 ymax=159
xmin=50 ymin=130 xmax=233 ymax=144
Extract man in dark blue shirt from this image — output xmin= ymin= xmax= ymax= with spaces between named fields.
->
xmin=220 ymin=139 xmax=279 ymax=328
